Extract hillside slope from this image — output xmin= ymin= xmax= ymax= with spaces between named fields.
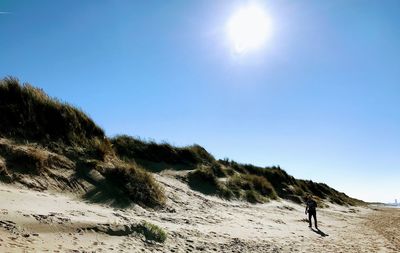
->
xmin=0 ymin=77 xmax=165 ymax=208
xmin=112 ymin=135 xmax=363 ymax=206
xmin=0 ymin=77 xmax=362 ymax=208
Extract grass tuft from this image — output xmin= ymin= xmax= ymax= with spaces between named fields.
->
xmin=101 ymin=163 xmax=165 ymax=208
xmin=4 ymin=147 xmax=48 ymax=175
xmin=135 ymin=221 xmax=167 ymax=243
xmin=187 ymin=167 xmax=220 ymax=195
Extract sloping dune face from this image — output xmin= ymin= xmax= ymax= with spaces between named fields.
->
xmin=0 ymin=77 xmax=397 ymax=252
xmin=0 ymin=77 xmax=362 ymax=208
xmin=0 ymin=77 xmax=165 ymax=208
xmin=0 ymin=77 xmax=105 ymax=146
xmin=0 ymin=173 xmax=397 ymax=252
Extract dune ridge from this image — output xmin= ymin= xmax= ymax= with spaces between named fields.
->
xmin=2 ymin=77 xmax=398 ymax=252
xmin=0 ymin=77 xmax=362 ymax=208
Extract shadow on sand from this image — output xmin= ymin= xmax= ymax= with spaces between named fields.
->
xmin=311 ymin=228 xmax=329 ymax=237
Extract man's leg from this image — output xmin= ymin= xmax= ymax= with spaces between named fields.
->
xmin=313 ymin=212 xmax=318 ymax=229
xmin=308 ymin=212 xmax=312 ymax=227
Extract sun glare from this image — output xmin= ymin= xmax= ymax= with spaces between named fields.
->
xmin=227 ymin=5 xmax=272 ymax=53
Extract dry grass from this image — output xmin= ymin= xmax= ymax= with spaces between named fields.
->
xmin=0 ymin=141 xmax=48 ymax=175
xmin=101 ymin=163 xmax=165 ymax=208
xmin=187 ymin=167 xmax=221 ymax=195
xmin=111 ymin=135 xmax=215 ymax=167
xmin=0 ymin=156 xmax=12 ymax=182
xmin=187 ymin=166 xmax=277 ymax=203
xmin=225 ymin=174 xmax=277 ymax=202
xmin=0 ymin=77 xmax=106 ymax=149
xmin=0 ymin=78 xmax=165 ymax=208
xmin=135 ymin=221 xmax=167 ymax=243
xmin=0 ymin=76 xmax=363 ymax=207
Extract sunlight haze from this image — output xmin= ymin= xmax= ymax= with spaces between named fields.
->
xmin=227 ymin=5 xmax=272 ymax=53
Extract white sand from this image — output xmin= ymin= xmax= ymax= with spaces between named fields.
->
xmin=0 ymin=170 xmax=398 ymax=253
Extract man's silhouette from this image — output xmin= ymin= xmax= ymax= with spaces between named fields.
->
xmin=305 ymin=195 xmax=318 ymax=229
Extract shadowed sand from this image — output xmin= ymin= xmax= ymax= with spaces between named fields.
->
xmin=0 ymin=171 xmax=398 ymax=252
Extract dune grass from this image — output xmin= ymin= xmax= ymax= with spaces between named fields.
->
xmin=101 ymin=163 xmax=165 ymax=208
xmin=0 ymin=76 xmax=363 ymax=207
xmin=0 ymin=77 xmax=108 ymax=153
xmin=186 ymin=165 xmax=277 ymax=203
xmin=135 ymin=221 xmax=167 ymax=243
xmin=185 ymin=158 xmax=361 ymax=205
xmin=187 ymin=166 xmax=221 ymax=195
xmin=111 ymin=135 xmax=215 ymax=167
xmin=0 ymin=77 xmax=165 ymax=208
xmin=110 ymin=131 xmax=362 ymax=206
xmin=0 ymin=156 xmax=12 ymax=182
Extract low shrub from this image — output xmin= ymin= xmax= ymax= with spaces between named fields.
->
xmin=225 ymin=174 xmax=276 ymax=201
xmin=135 ymin=221 xmax=167 ymax=243
xmin=245 ymin=190 xmax=265 ymax=204
xmin=187 ymin=167 xmax=220 ymax=195
xmin=101 ymin=164 xmax=165 ymax=208
xmin=244 ymin=174 xmax=277 ymax=199
xmin=89 ymin=137 xmax=114 ymax=161
xmin=0 ymin=157 xmax=12 ymax=182
xmin=6 ymin=148 xmax=47 ymax=175
xmin=210 ymin=163 xmax=226 ymax=178
xmin=111 ymin=135 xmax=215 ymax=167
xmin=217 ymin=185 xmax=235 ymax=200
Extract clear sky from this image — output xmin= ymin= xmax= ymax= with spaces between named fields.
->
xmin=1 ymin=0 xmax=399 ymax=203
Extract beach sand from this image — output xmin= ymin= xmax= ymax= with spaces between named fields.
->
xmin=0 ymin=170 xmax=398 ymax=253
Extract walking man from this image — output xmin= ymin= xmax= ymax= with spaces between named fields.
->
xmin=305 ymin=195 xmax=318 ymax=229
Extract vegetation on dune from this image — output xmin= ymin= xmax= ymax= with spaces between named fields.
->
xmin=3 ymin=147 xmax=47 ymax=175
xmin=0 ymin=77 xmax=105 ymax=147
xmin=101 ymin=163 xmax=165 ymax=208
xmin=0 ymin=76 xmax=363 ymax=207
xmin=0 ymin=77 xmax=165 ymax=208
xmin=236 ymin=174 xmax=276 ymax=199
xmin=111 ymin=135 xmax=215 ymax=167
xmin=0 ymin=157 xmax=12 ymax=182
xmin=187 ymin=165 xmax=277 ymax=203
xmin=135 ymin=221 xmax=167 ymax=243
xmin=187 ymin=167 xmax=221 ymax=195
xmin=111 ymin=133 xmax=362 ymax=205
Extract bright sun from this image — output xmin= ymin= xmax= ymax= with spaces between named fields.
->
xmin=227 ymin=5 xmax=272 ymax=53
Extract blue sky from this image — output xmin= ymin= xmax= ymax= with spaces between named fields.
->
xmin=1 ymin=0 xmax=399 ymax=203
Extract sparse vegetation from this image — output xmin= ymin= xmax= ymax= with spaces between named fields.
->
xmin=221 ymin=173 xmax=276 ymax=202
xmin=101 ymin=163 xmax=165 ymax=208
xmin=187 ymin=166 xmax=221 ymax=195
xmin=0 ymin=157 xmax=12 ymax=182
xmin=245 ymin=189 xmax=265 ymax=203
xmin=184 ymin=158 xmax=362 ymax=205
xmin=0 ymin=76 xmax=363 ymax=207
xmin=186 ymin=165 xmax=277 ymax=203
xmin=0 ymin=140 xmax=49 ymax=175
xmin=0 ymin=77 xmax=107 ymax=150
xmin=0 ymin=77 xmax=165 ymax=209
xmin=111 ymin=135 xmax=215 ymax=167
xmin=5 ymin=148 xmax=47 ymax=175
xmin=135 ymin=221 xmax=167 ymax=243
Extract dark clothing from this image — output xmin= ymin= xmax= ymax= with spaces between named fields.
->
xmin=308 ymin=209 xmax=317 ymax=228
xmin=306 ymin=199 xmax=318 ymax=228
xmin=306 ymin=200 xmax=317 ymax=211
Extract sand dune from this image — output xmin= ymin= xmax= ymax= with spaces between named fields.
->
xmin=0 ymin=171 xmax=398 ymax=253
